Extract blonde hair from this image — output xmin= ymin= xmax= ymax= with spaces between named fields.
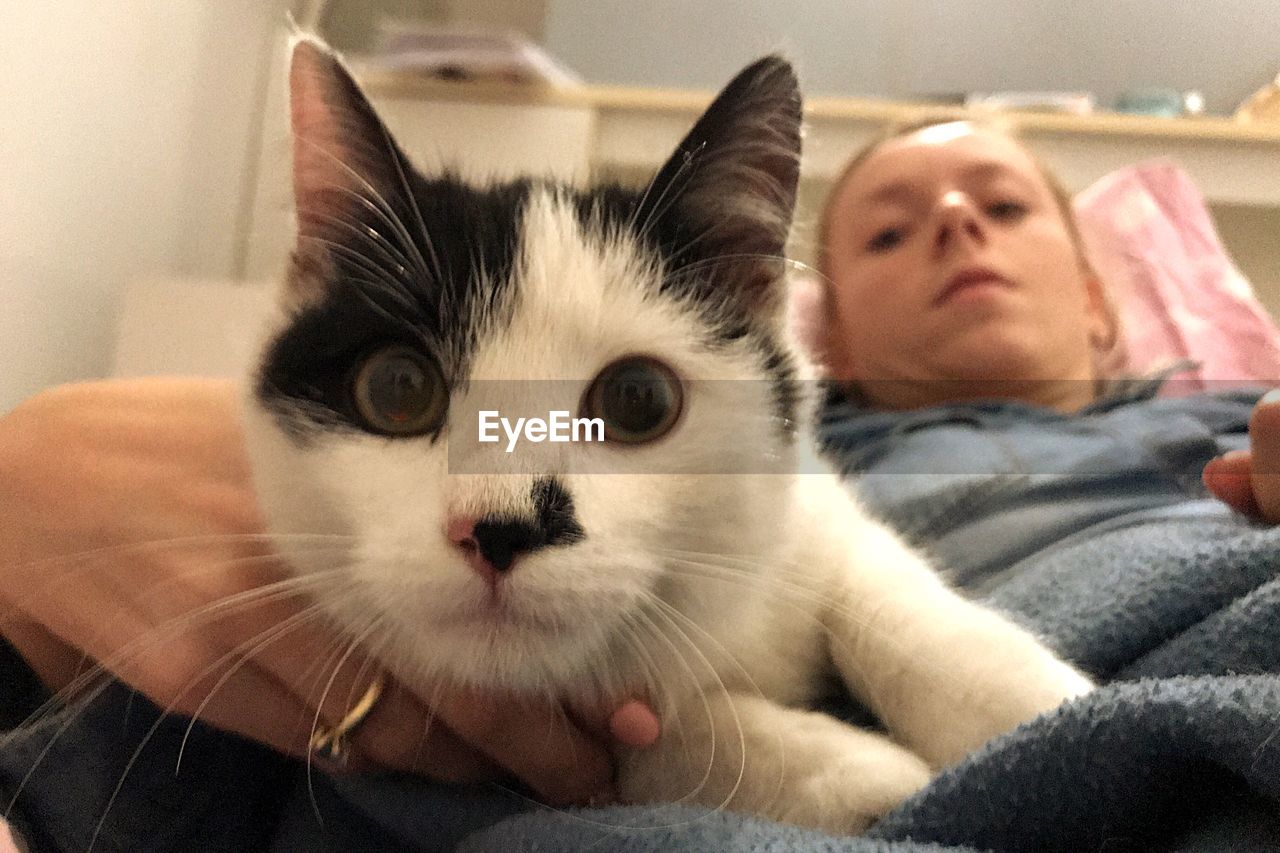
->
xmin=816 ymin=118 xmax=1124 ymax=379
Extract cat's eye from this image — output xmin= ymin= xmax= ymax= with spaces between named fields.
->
xmin=582 ymin=357 xmax=683 ymax=444
xmin=351 ymin=346 xmax=448 ymax=436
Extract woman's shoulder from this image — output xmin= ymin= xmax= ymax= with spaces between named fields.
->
xmin=814 ymin=376 xmax=1261 ymax=481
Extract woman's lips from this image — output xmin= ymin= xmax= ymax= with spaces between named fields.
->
xmin=934 ymin=267 xmax=1014 ymax=305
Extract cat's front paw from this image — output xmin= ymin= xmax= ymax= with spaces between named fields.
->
xmin=771 ymin=743 xmax=932 ymax=836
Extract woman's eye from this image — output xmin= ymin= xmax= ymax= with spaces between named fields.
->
xmin=866 ymin=227 xmax=905 ymax=253
xmin=351 ymin=346 xmax=448 ymax=436
xmin=987 ymin=200 xmax=1028 ymax=221
xmin=582 ymin=357 xmax=683 ymax=444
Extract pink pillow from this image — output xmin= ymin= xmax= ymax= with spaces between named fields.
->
xmin=1074 ymin=159 xmax=1280 ymax=392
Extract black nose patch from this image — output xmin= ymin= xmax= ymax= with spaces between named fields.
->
xmin=471 ymin=477 xmax=584 ymax=572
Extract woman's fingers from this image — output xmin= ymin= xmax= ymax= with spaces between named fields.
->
xmin=341 ymin=680 xmax=502 ymax=783
xmin=433 ymin=686 xmax=617 ymax=806
xmin=1203 ymin=449 xmax=1261 ymax=517
xmin=0 ymin=819 xmax=27 ymax=853
xmin=1204 ymin=393 xmax=1280 ymax=525
xmin=608 ymin=699 xmax=661 ymax=749
xmin=1246 ymin=393 xmax=1280 ymax=523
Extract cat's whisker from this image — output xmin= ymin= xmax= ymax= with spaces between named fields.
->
xmin=304 ymin=615 xmax=390 ymax=782
xmin=311 ymin=194 xmax=421 ymax=279
xmin=296 ymin=210 xmax=417 ymax=289
xmin=338 ymin=275 xmax=426 ymax=330
xmin=654 ymin=540 xmax=890 ymax=600
xmin=2 ymin=531 xmax=353 ymax=576
xmin=651 ymin=544 xmax=836 ymax=593
xmin=2 ymin=570 xmax=360 ymax=844
xmin=414 ymin=673 xmax=453 ymax=768
xmin=175 ymin=596 xmax=356 ymax=772
xmin=618 ymin=611 xmax=690 ymax=760
xmin=630 ymin=606 xmax=713 ymax=798
xmin=645 ymin=607 xmax=751 ymax=821
xmin=8 ymin=565 xmax=357 ymax=741
xmin=655 ymin=544 xmax=876 ymax=614
xmin=473 ymin=609 xmax=724 ymax=835
xmin=615 ymin=611 xmax=668 ymax=719
xmin=635 ymin=143 xmax=705 ymax=244
xmin=785 ymin=258 xmax=836 ymax=290
xmin=654 ymin=553 xmax=873 ymax=651
xmin=645 ymin=595 xmax=797 ymax=821
xmin=0 ymin=544 xmax=355 ymax=654
xmin=373 ymin=123 xmax=444 ymax=287
xmin=665 ymin=222 xmax=742 ymax=278
xmin=668 ymin=251 xmax=807 ymax=283
xmin=295 ymin=234 xmax=416 ymax=312
xmin=633 ymin=600 xmax=741 ymax=811
xmin=656 ymin=552 xmax=974 ymax=699
xmin=655 ymin=550 xmax=886 ymax=633
xmin=87 ymin=598 xmax=354 ymax=853
xmin=296 ymin=138 xmax=435 ymax=285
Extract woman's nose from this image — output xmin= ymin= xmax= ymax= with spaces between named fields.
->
xmin=933 ymin=191 xmax=986 ymax=254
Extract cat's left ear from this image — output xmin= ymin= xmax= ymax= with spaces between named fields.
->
xmin=643 ymin=56 xmax=802 ymax=315
xmin=286 ymin=36 xmax=418 ymax=301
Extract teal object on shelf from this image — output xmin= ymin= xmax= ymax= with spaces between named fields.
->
xmin=1114 ymin=88 xmax=1185 ymax=117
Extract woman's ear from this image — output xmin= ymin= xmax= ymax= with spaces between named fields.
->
xmin=1084 ymin=273 xmax=1126 ymax=376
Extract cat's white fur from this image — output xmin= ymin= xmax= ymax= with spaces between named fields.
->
xmin=242 ymin=180 xmax=1092 ymax=834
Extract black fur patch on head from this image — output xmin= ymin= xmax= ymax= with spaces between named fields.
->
xmin=256 ymin=175 xmax=531 ymax=438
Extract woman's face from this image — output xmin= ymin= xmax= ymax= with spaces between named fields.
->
xmin=821 ymin=123 xmax=1111 ymax=409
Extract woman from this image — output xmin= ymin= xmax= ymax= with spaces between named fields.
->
xmin=813 ymin=118 xmax=1278 ymax=521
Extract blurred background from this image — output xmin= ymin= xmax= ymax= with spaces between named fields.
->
xmin=323 ymin=0 xmax=1277 ymax=115
xmin=3 ymin=0 xmax=1279 ymax=412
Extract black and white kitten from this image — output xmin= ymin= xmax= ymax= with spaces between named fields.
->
xmin=241 ymin=37 xmax=1091 ymax=834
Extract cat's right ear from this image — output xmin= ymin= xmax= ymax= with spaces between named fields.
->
xmin=286 ymin=36 xmax=416 ymax=302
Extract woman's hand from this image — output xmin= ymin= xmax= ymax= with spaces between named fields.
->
xmin=0 ymin=379 xmax=657 ymax=806
xmin=0 ymin=818 xmax=24 ymax=853
xmin=1203 ymin=390 xmax=1280 ymax=524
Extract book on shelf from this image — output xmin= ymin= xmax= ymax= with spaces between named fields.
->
xmin=357 ymin=22 xmax=583 ymax=89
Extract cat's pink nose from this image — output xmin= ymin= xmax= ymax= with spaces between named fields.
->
xmin=447 ymin=516 xmax=476 ymax=550
xmin=447 ymin=516 xmax=499 ymax=584
xmin=447 ymin=513 xmax=545 ymax=582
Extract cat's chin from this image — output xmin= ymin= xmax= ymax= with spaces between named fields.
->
xmin=432 ymin=601 xmax=575 ymax=636
xmin=391 ymin=610 xmax=621 ymax=694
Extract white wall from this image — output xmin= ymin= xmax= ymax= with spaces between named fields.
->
xmin=0 ymin=1 xmax=285 ymax=413
xmin=545 ymin=0 xmax=1280 ymax=115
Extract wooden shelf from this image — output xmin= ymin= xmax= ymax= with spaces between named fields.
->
xmin=589 ymin=85 xmax=1280 ymax=145
xmin=358 ymin=72 xmax=1280 ymax=207
xmin=359 ymin=72 xmax=1280 ymax=144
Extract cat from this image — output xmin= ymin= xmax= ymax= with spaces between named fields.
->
xmin=240 ymin=36 xmax=1093 ymax=835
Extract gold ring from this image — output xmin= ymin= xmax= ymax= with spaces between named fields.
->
xmin=309 ymin=674 xmax=386 ymax=766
